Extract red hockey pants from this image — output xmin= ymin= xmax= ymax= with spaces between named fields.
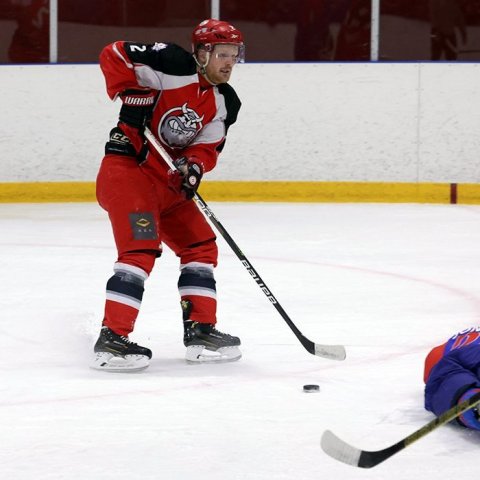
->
xmin=96 ymin=154 xmax=218 ymax=336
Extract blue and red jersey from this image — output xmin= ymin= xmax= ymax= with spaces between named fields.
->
xmin=424 ymin=327 xmax=480 ymax=382
xmin=424 ymin=327 xmax=480 ymax=416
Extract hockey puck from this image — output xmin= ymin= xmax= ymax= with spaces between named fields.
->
xmin=303 ymin=384 xmax=320 ymax=393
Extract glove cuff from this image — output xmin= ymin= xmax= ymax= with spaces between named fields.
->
xmin=120 ymin=89 xmax=155 ymax=106
xmin=119 ymin=89 xmax=155 ymax=129
xmin=105 ymin=127 xmax=137 ymax=157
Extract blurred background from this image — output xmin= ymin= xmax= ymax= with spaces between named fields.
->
xmin=1 ymin=0 xmax=480 ymax=64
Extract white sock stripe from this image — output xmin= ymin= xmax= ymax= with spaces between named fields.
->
xmin=178 ymin=287 xmax=217 ymax=299
xmin=179 ymin=262 xmax=214 ymax=272
xmin=114 ymin=262 xmax=149 ymax=280
xmin=106 ymin=291 xmax=142 ymax=309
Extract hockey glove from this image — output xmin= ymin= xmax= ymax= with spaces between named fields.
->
xmin=119 ymin=89 xmax=156 ymax=129
xmin=168 ymin=157 xmax=203 ymax=199
xmin=457 ymin=388 xmax=480 ymax=430
xmin=107 ymin=89 xmax=156 ymax=162
xmin=104 ymin=126 xmax=138 ymax=157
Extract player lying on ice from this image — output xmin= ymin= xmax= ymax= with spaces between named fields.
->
xmin=424 ymin=326 xmax=480 ymax=430
xmin=91 ymin=19 xmax=245 ymax=371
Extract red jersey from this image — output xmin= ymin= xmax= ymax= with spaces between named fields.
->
xmin=99 ymin=41 xmax=241 ymax=173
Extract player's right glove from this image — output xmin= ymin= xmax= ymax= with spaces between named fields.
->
xmin=105 ymin=89 xmax=156 ymax=162
xmin=457 ymin=388 xmax=480 ymax=430
xmin=118 ymin=89 xmax=156 ymax=129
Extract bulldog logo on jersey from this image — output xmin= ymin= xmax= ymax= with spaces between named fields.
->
xmin=159 ymin=103 xmax=204 ymax=148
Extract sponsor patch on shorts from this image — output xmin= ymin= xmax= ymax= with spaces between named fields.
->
xmin=129 ymin=212 xmax=158 ymax=240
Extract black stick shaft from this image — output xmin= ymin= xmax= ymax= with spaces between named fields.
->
xmin=144 ymin=128 xmax=317 ymax=355
xmin=359 ymin=390 xmax=480 ymax=467
xmin=193 ymin=192 xmax=314 ymax=353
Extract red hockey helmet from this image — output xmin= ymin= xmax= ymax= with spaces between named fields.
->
xmin=192 ymin=19 xmax=245 ymax=62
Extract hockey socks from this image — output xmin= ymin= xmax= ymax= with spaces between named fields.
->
xmin=103 ymin=262 xmax=148 ymax=336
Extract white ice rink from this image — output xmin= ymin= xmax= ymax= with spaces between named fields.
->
xmin=2 ymin=201 xmax=480 ymax=479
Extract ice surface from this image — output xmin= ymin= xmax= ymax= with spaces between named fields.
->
xmin=2 ymin=202 xmax=480 ymax=480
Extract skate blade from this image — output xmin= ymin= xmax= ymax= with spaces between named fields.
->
xmin=90 ymin=352 xmax=150 ymax=372
xmin=185 ymin=345 xmax=242 ymax=364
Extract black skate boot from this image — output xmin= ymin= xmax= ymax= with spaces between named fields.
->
xmin=91 ymin=326 xmax=152 ymax=372
xmin=181 ymin=300 xmax=242 ymax=363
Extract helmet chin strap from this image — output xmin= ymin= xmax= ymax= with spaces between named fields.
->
xmin=193 ymin=51 xmax=217 ymax=85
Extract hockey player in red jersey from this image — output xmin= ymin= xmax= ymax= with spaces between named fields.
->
xmin=424 ymin=327 xmax=480 ymax=430
xmin=92 ymin=19 xmax=245 ymax=371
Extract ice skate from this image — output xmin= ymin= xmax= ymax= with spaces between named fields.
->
xmin=184 ymin=320 xmax=242 ymax=363
xmin=91 ymin=326 xmax=152 ymax=372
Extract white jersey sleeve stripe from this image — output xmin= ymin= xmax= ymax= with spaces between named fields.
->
xmin=134 ymin=66 xmax=198 ymax=91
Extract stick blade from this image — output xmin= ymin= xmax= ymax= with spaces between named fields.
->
xmin=314 ymin=344 xmax=346 ymax=361
xmin=321 ymin=430 xmax=395 ymax=468
xmin=321 ymin=430 xmax=362 ymax=467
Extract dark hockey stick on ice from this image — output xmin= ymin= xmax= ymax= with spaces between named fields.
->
xmin=144 ymin=127 xmax=345 ymax=361
xmin=321 ymin=390 xmax=480 ymax=468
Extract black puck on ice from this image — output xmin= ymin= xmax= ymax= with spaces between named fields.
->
xmin=303 ymin=384 xmax=320 ymax=393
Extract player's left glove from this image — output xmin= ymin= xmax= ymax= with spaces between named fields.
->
xmin=168 ymin=157 xmax=203 ymax=199
xmin=457 ymin=388 xmax=480 ymax=430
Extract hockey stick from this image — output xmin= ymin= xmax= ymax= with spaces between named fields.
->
xmin=320 ymin=390 xmax=480 ymax=468
xmin=144 ymin=127 xmax=345 ymax=361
